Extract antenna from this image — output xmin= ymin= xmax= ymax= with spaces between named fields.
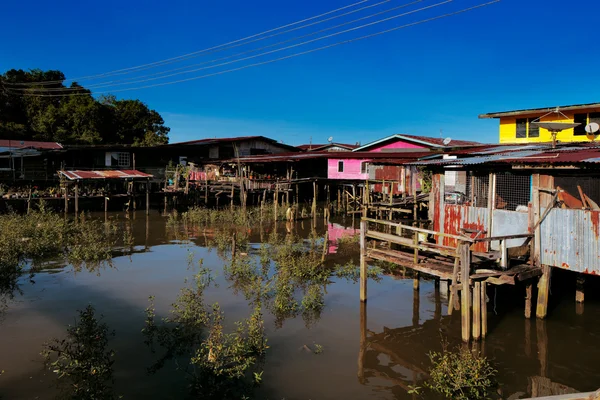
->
xmin=327 ymin=136 xmax=334 ymax=143
xmin=443 ymin=137 xmax=452 ymax=146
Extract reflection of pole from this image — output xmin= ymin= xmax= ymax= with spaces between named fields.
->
xmin=536 ymin=319 xmax=548 ymax=378
xmin=412 ymin=286 xmax=420 ymax=327
xmin=357 ymin=300 xmax=367 ymax=384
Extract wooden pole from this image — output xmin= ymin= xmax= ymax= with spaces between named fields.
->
xmin=337 ymin=187 xmax=341 ymax=214
xmin=536 ymin=265 xmax=551 ymax=319
xmin=473 ymin=281 xmax=481 ymax=340
xmin=321 ymin=231 xmax=329 ymax=263
xmin=74 ymin=181 xmax=79 ymax=217
xmin=525 ymin=283 xmax=533 ymax=319
xmin=460 ymin=242 xmax=471 ymax=342
xmin=360 ymin=219 xmax=367 ymax=302
xmin=358 ymin=301 xmax=367 ymax=384
xmin=274 ymin=184 xmax=279 ymax=221
xmin=312 ymin=180 xmax=317 ymax=219
xmin=434 ymin=280 xmax=441 ymax=321
xmin=64 ymin=183 xmax=69 ymax=214
xmin=146 ymin=180 xmax=150 ymax=215
xmin=576 ymin=274 xmax=585 ymax=303
xmin=481 ymin=282 xmax=487 ymax=338
xmin=230 ymin=183 xmax=234 ymax=210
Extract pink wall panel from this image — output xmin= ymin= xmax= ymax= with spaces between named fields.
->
xmin=328 ymin=159 xmax=369 ymax=180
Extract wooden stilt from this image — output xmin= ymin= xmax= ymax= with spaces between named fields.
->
xmin=473 ymin=281 xmax=481 ymax=341
xmin=525 ymin=283 xmax=533 ymax=319
xmin=312 ymin=181 xmax=317 ymax=219
xmin=576 ymin=274 xmax=585 ymax=303
xmin=163 ymin=193 xmax=167 ymax=214
xmin=274 ymin=184 xmax=279 ymax=221
xmin=64 ymin=184 xmax=69 ymax=214
xmin=360 ymin=219 xmax=367 ymax=302
xmin=460 ymin=242 xmax=471 ymax=342
xmin=230 ymin=183 xmax=234 ymax=210
xmin=74 ymin=181 xmax=79 ymax=218
xmin=146 ymin=180 xmax=150 ymax=215
xmin=337 ymin=187 xmax=341 ymax=214
xmin=358 ymin=301 xmax=367 ymax=384
xmin=481 ymin=282 xmax=487 ymax=338
xmin=536 ymin=265 xmax=551 ymax=319
xmin=434 ymin=280 xmax=441 ymax=321
xmin=413 ymin=273 xmax=420 ymax=290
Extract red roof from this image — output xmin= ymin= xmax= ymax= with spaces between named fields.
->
xmin=59 ymin=170 xmax=153 ymax=180
xmin=0 ymin=140 xmax=63 ymax=149
xmin=297 ymin=143 xmax=358 ymax=151
xmin=399 ymin=134 xmax=481 ymax=147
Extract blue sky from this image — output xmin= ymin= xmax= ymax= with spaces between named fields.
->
xmin=1 ymin=0 xmax=598 ymax=145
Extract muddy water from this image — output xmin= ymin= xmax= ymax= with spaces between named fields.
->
xmin=1 ymin=211 xmax=600 ymax=399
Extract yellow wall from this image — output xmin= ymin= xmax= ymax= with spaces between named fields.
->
xmin=498 ymin=106 xmax=600 ymax=144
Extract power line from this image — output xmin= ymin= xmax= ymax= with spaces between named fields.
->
xmin=5 ymin=0 xmax=378 ymax=86
xmin=11 ymin=1 xmax=500 ymax=97
xmin=12 ymin=0 xmax=448 ymax=93
xmin=14 ymin=0 xmax=425 ymax=92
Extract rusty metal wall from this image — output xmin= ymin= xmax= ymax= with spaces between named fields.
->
xmin=443 ymin=205 xmax=489 ymax=252
xmin=540 ymin=208 xmax=600 ymax=275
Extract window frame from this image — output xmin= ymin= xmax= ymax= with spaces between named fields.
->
xmin=115 ymin=152 xmax=131 ymax=168
xmin=337 ymin=160 xmax=344 ymax=173
xmin=516 ymin=118 xmax=527 ymax=138
xmin=360 ymin=162 xmax=368 ymax=174
xmin=574 ymin=113 xmax=588 ymax=136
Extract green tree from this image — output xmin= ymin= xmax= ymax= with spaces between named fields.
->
xmin=0 ymin=69 xmax=169 ymax=145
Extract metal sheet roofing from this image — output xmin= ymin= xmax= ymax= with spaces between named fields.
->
xmin=480 ymin=102 xmax=600 ymax=119
xmin=0 ymin=140 xmax=63 ymax=149
xmin=59 ymin=170 xmax=153 ymax=180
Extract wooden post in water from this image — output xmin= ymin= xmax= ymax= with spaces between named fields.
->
xmin=274 ymin=184 xmax=279 ymax=222
xmin=360 ymin=219 xmax=367 ymax=302
xmin=358 ymin=301 xmax=367 ymax=384
xmin=74 ymin=181 xmax=79 ymax=218
xmin=460 ymin=242 xmax=471 ymax=342
xmin=64 ymin=183 xmax=69 ymax=214
xmin=146 ymin=179 xmax=150 ymax=215
xmin=337 ymin=187 xmax=341 ymax=214
xmin=230 ymin=183 xmax=234 ymax=210
xmin=473 ymin=281 xmax=481 ymax=340
xmin=525 ymin=283 xmax=533 ymax=319
xmin=576 ymin=274 xmax=585 ymax=303
xmin=536 ymin=265 xmax=551 ymax=319
xmin=481 ymin=282 xmax=487 ymax=338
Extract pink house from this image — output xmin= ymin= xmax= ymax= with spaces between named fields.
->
xmin=326 ymin=134 xmax=479 ymax=181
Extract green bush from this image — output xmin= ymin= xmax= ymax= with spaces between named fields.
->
xmin=426 ymin=345 xmax=497 ymax=400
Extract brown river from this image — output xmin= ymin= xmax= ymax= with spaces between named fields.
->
xmin=1 ymin=211 xmax=599 ymax=399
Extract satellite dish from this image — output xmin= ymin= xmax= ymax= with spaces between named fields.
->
xmin=585 ymin=122 xmax=600 ymax=134
xmin=443 ymin=137 xmax=452 ymax=146
xmin=327 ymin=136 xmax=334 ymax=143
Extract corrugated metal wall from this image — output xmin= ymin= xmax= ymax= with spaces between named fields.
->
xmin=540 ymin=208 xmax=600 ymax=274
xmin=443 ymin=205 xmax=490 ymax=252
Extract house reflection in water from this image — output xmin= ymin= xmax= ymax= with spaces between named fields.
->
xmin=327 ymin=222 xmax=358 ymax=254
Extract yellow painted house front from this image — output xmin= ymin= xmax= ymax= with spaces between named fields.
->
xmin=480 ymin=103 xmax=600 ymax=144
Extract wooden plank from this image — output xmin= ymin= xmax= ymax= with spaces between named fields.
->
xmin=362 ymin=218 xmax=474 ymax=242
xmin=367 ymin=250 xmax=453 ymax=279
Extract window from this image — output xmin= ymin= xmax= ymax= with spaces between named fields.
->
xmin=337 ymin=161 xmax=344 ymax=173
xmin=516 ymin=118 xmax=527 ymax=138
xmin=361 ymin=162 xmax=367 ymax=174
xmin=574 ymin=113 xmax=587 ymax=135
xmin=115 ymin=152 xmax=130 ymax=167
xmin=516 ymin=118 xmax=539 ymax=138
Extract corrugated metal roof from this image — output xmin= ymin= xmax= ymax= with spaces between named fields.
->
xmin=480 ymin=102 xmax=600 ymax=119
xmin=0 ymin=140 xmax=62 ymax=149
xmin=353 ymin=134 xmax=481 ymax=152
xmin=59 ymin=170 xmax=153 ymax=180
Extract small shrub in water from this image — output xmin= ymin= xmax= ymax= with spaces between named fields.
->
xmin=426 ymin=344 xmax=497 ymax=400
xmin=41 ymin=305 xmax=116 ymax=400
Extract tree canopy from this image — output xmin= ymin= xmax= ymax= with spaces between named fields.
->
xmin=0 ymin=69 xmax=170 ymax=145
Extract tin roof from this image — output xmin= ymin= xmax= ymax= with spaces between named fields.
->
xmin=0 ymin=140 xmax=63 ymax=149
xmin=409 ymin=143 xmax=600 ymax=167
xmin=480 ymin=102 xmax=600 ymax=119
xmin=353 ymin=134 xmax=481 ymax=152
xmin=297 ymin=143 xmax=358 ymax=151
xmin=169 ymin=135 xmax=299 ymax=151
xmin=59 ymin=170 xmax=153 ymax=180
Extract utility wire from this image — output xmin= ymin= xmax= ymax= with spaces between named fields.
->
xmin=10 ymin=0 xmax=500 ymax=97
xmin=5 ymin=0 xmax=378 ymax=86
xmin=12 ymin=0 xmax=448 ymax=92
xmin=14 ymin=0 xmax=425 ymax=92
